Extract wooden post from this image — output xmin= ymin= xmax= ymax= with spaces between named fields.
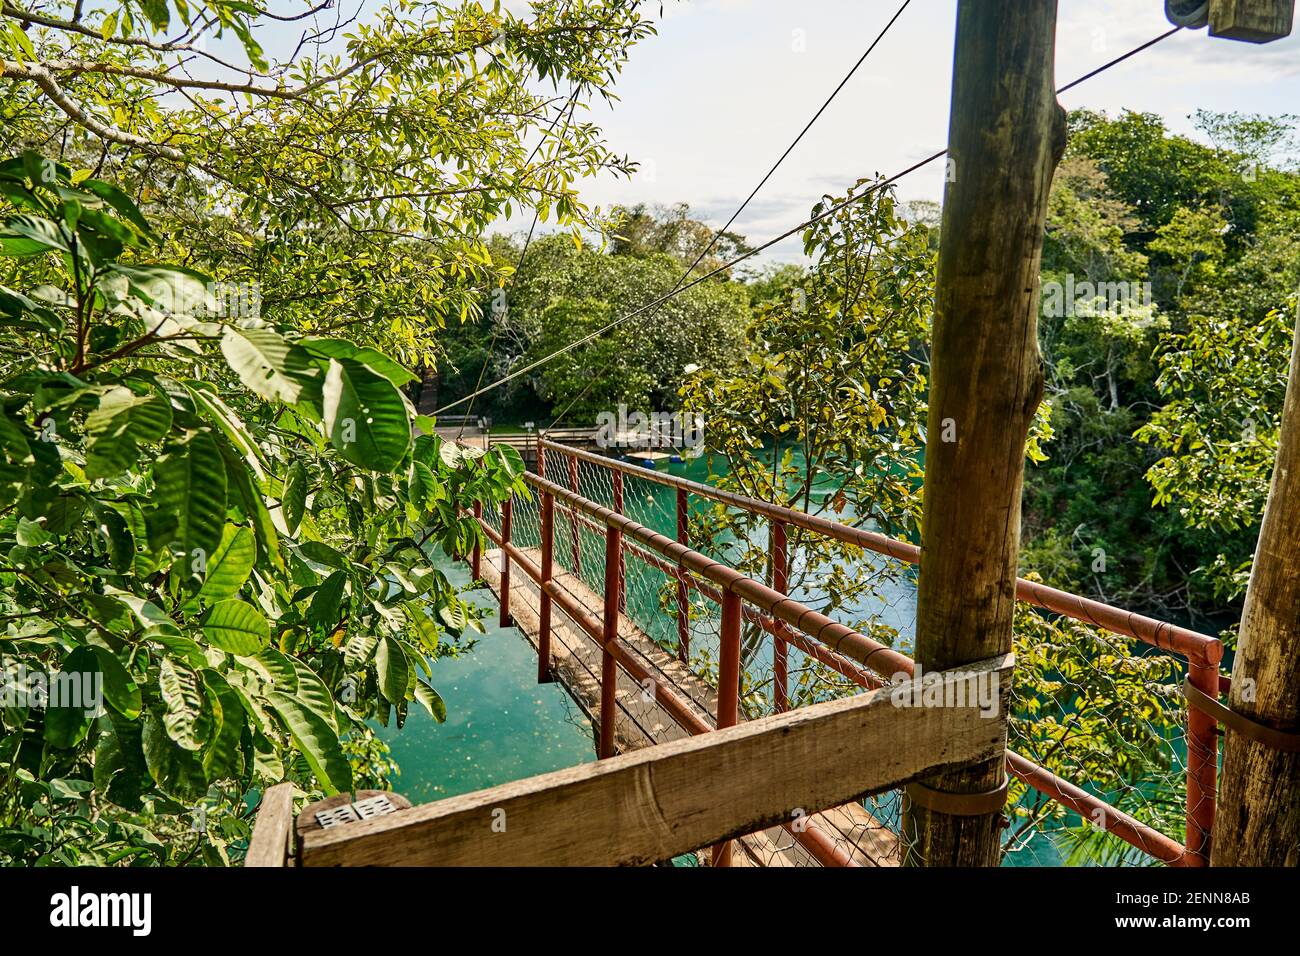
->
xmin=499 ymin=496 xmax=513 ymax=628
xmin=771 ymin=520 xmax=789 ymax=714
xmin=539 ymin=491 xmax=554 ymax=684
xmin=612 ymin=470 xmax=626 ymax=613
xmin=599 ymin=524 xmax=621 ymax=759
xmin=676 ymin=488 xmax=690 ymax=663
xmin=901 ymin=0 xmax=1066 ymax=867
xmin=1209 ymin=0 xmax=1295 ymax=41
xmin=246 ymin=782 xmax=295 ymax=867
xmin=1212 ymin=306 xmax=1300 ymax=866
xmin=712 ymin=589 xmax=743 ymax=867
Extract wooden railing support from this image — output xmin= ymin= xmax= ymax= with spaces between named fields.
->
xmin=771 ymin=520 xmax=789 ymax=714
xmin=539 ymin=491 xmax=555 ymax=684
xmin=568 ymin=454 xmax=582 ymax=575
xmin=246 ymin=782 xmax=295 ymax=867
xmin=676 ymin=487 xmax=690 ymax=663
xmin=599 ymin=522 xmax=622 ymax=758
xmin=499 ymin=496 xmax=513 ymax=628
xmin=712 ymin=589 xmax=743 ymax=867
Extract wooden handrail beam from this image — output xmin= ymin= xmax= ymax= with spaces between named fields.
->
xmin=297 ymin=654 xmax=1012 ymax=867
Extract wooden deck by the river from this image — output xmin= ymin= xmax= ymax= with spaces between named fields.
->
xmin=477 ymin=547 xmax=900 ymax=867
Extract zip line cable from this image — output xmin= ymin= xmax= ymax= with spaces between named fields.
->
xmin=434 ymin=23 xmax=1183 ymax=419
xmin=455 ymin=87 xmax=581 ymax=438
xmin=435 ymin=0 xmax=915 ymax=417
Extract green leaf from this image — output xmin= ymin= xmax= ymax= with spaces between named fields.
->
xmin=0 ymin=214 xmax=71 ymax=256
xmin=322 ymin=357 xmax=411 ymax=472
xmin=141 ymin=714 xmax=206 ymax=801
xmin=84 ymin=386 xmax=172 ymax=480
xmin=91 ymin=646 xmax=141 ymax=719
xmin=158 ymin=658 xmax=208 ymax=752
xmin=43 ymin=646 xmax=101 ymax=748
xmin=15 ymin=515 xmax=48 ymax=547
xmin=216 ymin=437 xmax=283 ymax=574
xmin=287 ymin=658 xmax=338 ymax=731
xmin=199 ymin=670 xmax=245 ymax=780
xmin=202 ymin=599 xmax=270 ymax=655
xmin=301 ymin=337 xmax=417 ymax=386
xmin=305 ymin=569 xmax=347 ymax=630
xmin=107 ymin=263 xmax=213 ymax=315
xmin=150 ymin=430 xmax=227 ymax=571
xmin=220 ymin=327 xmax=317 ymax=404
xmin=375 ymin=634 xmax=410 ymax=704
xmin=415 ymin=680 xmax=446 ymax=723
xmin=282 ymin=460 xmax=307 ymax=535
xmin=266 ymin=692 xmax=351 ymax=795
xmin=196 ymin=525 xmax=256 ymax=601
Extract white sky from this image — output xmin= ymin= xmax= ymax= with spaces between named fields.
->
xmin=569 ymin=0 xmax=1300 ymax=264
xmin=245 ymin=0 xmax=1300 ymax=265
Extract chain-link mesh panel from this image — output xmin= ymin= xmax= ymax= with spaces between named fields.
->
xmin=478 ymin=445 xmax=1208 ymax=868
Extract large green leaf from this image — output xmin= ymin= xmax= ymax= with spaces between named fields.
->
xmin=322 ymin=357 xmax=411 ymax=472
xmin=196 ymin=525 xmax=256 ymax=601
xmin=288 ymin=658 xmax=338 ymax=731
xmin=200 ymin=670 xmax=246 ymax=780
xmin=91 ymin=646 xmax=141 ymax=719
xmin=220 ymin=327 xmax=317 ymax=404
xmin=305 ymin=569 xmax=347 ymax=630
xmin=202 ymin=599 xmax=270 ymax=655
xmin=141 ymin=714 xmax=207 ymax=801
xmin=107 ymin=263 xmax=213 ymax=315
xmin=376 ymin=634 xmax=410 ymax=704
xmin=216 ymin=437 xmax=284 ymax=573
xmin=43 ymin=646 xmax=101 ymax=748
xmin=415 ymin=680 xmax=447 ymax=723
xmin=150 ymin=430 xmax=227 ymax=572
xmin=282 ymin=460 xmax=307 ymax=535
xmin=266 ymin=691 xmax=351 ymax=795
xmin=0 ymin=214 xmax=71 ymax=256
xmin=158 ymin=658 xmax=208 ymax=752
xmin=84 ymin=386 xmax=172 ymax=479
xmin=301 ymin=337 xmax=417 ymax=386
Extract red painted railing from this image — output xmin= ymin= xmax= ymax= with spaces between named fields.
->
xmin=470 ymin=437 xmax=1223 ymax=867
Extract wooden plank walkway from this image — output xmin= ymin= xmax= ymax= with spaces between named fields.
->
xmin=477 ymin=547 xmax=900 ymax=867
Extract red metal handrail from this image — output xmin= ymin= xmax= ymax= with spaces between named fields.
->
xmin=538 ymin=438 xmax=1221 ymax=866
xmin=469 ymin=441 xmax=1215 ymax=866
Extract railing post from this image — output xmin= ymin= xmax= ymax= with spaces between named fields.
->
xmin=1185 ymin=658 xmax=1219 ymax=865
xmin=612 ymin=470 xmax=626 ymax=613
xmin=599 ymin=521 xmax=621 ymax=759
xmin=471 ymin=501 xmax=482 ymax=580
xmin=499 ymin=496 xmax=512 ymax=628
xmin=771 ymin=520 xmax=789 ymax=714
xmin=568 ymin=453 xmax=582 ymax=576
xmin=712 ymin=589 xmax=743 ymax=867
xmin=537 ymin=440 xmax=547 ymax=479
xmin=676 ymin=487 xmax=690 ymax=663
xmin=539 ymin=490 xmax=554 ymax=684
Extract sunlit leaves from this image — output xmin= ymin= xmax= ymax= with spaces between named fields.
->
xmin=202 ymin=599 xmax=270 ymax=656
xmin=196 ymin=525 xmax=257 ymax=602
xmin=84 ymin=386 xmax=172 ymax=479
xmin=322 ymin=356 xmax=411 ymax=471
xmin=149 ymin=431 xmax=227 ymax=572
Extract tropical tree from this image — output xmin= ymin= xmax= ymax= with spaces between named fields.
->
xmin=0 ymin=154 xmax=524 ymax=865
xmin=0 ymin=0 xmax=655 ymax=369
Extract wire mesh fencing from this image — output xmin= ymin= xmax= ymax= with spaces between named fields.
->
xmin=468 ymin=441 xmax=1220 ymax=868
